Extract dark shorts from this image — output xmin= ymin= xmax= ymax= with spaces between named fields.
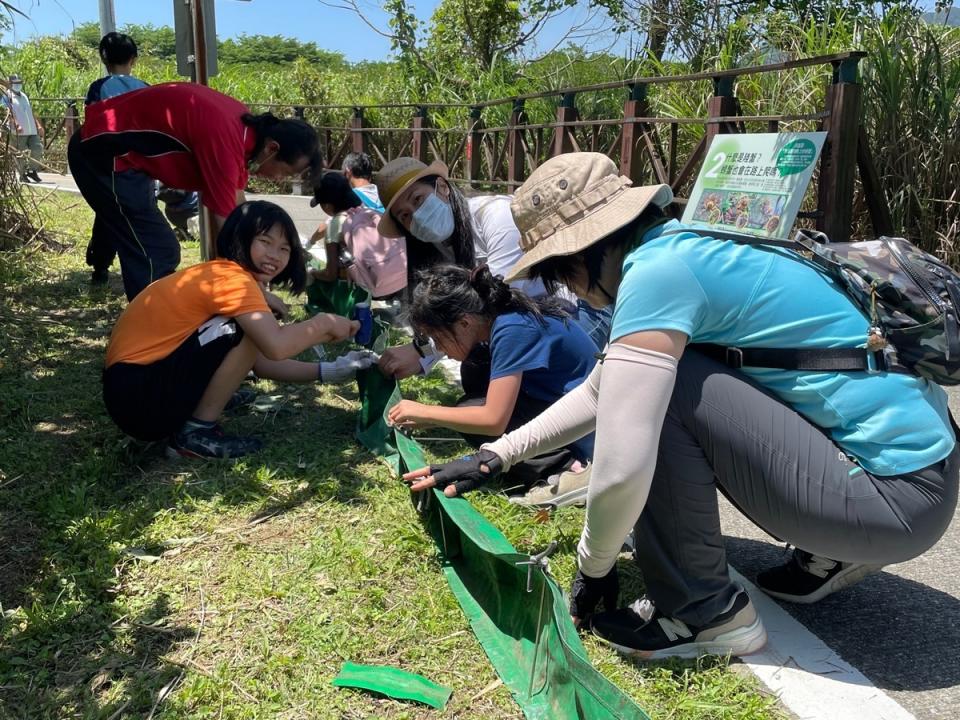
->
xmin=103 ymin=318 xmax=243 ymax=441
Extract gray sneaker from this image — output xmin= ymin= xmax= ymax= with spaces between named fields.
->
xmin=510 ymin=463 xmax=591 ymax=508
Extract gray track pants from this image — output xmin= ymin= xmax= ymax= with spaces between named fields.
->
xmin=636 ymin=351 xmax=959 ymax=625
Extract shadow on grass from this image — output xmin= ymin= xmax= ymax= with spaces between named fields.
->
xmin=0 ymin=268 xmax=392 ymax=717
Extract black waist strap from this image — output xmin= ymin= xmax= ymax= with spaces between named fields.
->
xmin=689 ymin=343 xmax=886 ymax=372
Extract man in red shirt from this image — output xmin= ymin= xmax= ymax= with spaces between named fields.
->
xmin=69 ymin=82 xmax=320 ymax=300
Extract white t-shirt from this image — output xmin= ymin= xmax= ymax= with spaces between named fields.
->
xmin=2 ymin=91 xmax=37 ymax=136
xmin=468 ymin=194 xmax=577 ymax=305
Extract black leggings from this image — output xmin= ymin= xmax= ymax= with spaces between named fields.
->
xmin=456 ymin=344 xmax=575 ymax=488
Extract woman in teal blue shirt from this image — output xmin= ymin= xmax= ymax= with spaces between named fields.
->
xmin=403 ymin=152 xmax=958 ymax=662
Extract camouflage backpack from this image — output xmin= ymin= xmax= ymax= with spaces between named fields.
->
xmin=692 ymin=229 xmax=960 ymax=385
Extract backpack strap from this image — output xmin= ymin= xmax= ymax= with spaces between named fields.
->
xmin=689 ymin=343 xmax=888 ymax=372
xmin=682 ymin=227 xmax=883 ymax=373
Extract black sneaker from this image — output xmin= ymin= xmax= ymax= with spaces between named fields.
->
xmin=27 ymin=170 xmax=42 ymax=183
xmin=90 ymin=268 xmax=110 ymax=285
xmin=224 ymin=387 xmax=257 ymax=413
xmin=588 ymin=590 xmax=767 ymax=660
xmin=755 ymin=548 xmax=883 ymax=604
xmin=166 ymin=423 xmax=262 ymax=459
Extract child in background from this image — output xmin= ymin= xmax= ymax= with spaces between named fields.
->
xmin=308 ymin=172 xmax=363 ymax=283
xmin=309 ymin=172 xmax=406 ymax=298
xmin=387 ymin=264 xmax=596 ymax=502
xmin=103 ymin=201 xmax=376 ymax=459
xmin=84 ymin=32 xmax=151 ymax=285
xmin=85 ymin=32 xmax=148 ymax=104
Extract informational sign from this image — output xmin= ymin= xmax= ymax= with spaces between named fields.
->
xmin=682 ymin=132 xmax=826 ymax=239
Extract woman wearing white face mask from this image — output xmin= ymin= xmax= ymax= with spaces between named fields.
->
xmin=374 ymin=157 xmax=612 ymax=382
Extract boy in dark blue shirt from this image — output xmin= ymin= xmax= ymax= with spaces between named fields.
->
xmin=84 ymin=32 xmax=150 ymax=285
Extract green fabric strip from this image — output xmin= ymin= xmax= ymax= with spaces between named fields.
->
xmin=352 ymin=363 xmax=650 ymax=720
xmin=305 ymin=278 xmax=369 ymax=318
xmin=332 ymin=662 xmax=452 ymax=709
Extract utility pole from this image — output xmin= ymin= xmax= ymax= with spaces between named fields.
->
xmin=174 ymin=0 xmax=220 ymax=258
xmin=98 ymin=0 xmax=116 ymax=37
xmin=191 ymin=0 xmax=214 ymax=257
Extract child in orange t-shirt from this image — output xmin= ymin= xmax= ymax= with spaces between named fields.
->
xmin=103 ymin=200 xmax=376 ymax=459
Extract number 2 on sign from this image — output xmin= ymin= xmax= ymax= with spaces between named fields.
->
xmin=704 ymin=152 xmax=727 ymax=178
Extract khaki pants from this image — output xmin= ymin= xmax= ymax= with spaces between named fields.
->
xmin=12 ymin=133 xmax=42 ymax=175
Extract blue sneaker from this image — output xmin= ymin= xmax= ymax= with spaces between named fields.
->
xmin=167 ymin=423 xmax=262 ymax=460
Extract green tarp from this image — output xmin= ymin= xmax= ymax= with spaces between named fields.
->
xmin=309 ymin=287 xmax=649 ymax=719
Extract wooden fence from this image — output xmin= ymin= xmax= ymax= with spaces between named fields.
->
xmin=34 ymin=51 xmax=890 ymax=243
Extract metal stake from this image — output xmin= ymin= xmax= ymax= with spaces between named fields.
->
xmin=515 ymin=541 xmax=558 ymax=699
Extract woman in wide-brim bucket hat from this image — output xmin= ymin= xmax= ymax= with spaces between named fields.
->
xmin=402 ymin=151 xmax=958 ymax=661
xmin=372 ymin=155 xmax=614 ymax=377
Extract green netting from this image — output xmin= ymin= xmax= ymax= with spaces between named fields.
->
xmin=354 ymin=371 xmax=650 ymax=720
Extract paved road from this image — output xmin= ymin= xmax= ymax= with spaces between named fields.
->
xmin=723 ymin=391 xmax=960 ymax=720
xmin=35 ymin=172 xmax=326 ymax=242
xmin=36 ymin=172 xmax=960 ymax=719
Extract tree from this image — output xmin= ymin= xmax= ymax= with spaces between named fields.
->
xmin=612 ymin=0 xmax=927 ymax=69
xmin=218 ymin=34 xmax=345 ymax=68
xmin=321 ymin=0 xmax=616 ymax=92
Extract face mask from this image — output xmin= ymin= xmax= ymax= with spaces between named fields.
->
xmin=410 ymin=192 xmax=455 ymax=245
xmin=11 ymin=83 xmax=22 ymax=93
xmin=247 ymin=148 xmax=277 ymax=174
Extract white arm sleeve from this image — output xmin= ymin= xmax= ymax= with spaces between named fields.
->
xmin=577 ymin=344 xmax=677 ymax=577
xmin=482 ymin=359 xmax=601 ymax=471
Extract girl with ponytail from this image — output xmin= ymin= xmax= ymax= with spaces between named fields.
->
xmin=388 ymin=264 xmax=598 ymax=492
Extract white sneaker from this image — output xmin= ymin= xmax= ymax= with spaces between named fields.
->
xmin=509 ymin=463 xmax=591 ymax=508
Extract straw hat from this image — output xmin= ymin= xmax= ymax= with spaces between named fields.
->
xmin=374 ymin=157 xmax=448 ymax=237
xmin=506 ymin=153 xmax=673 ymax=282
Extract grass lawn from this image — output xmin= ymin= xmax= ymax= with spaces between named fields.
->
xmin=0 ymin=193 xmax=782 ymax=720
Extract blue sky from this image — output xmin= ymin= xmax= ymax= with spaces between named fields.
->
xmin=1 ymin=0 xmax=606 ymax=63
xmin=2 ymin=0 xmax=431 ymax=61
xmin=3 ymin=1 xmax=948 ymax=63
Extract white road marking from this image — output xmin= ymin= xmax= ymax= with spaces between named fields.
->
xmin=731 ymin=568 xmax=915 ymax=720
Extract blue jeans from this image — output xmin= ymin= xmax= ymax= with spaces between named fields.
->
xmin=573 ymin=300 xmax=612 ymax=350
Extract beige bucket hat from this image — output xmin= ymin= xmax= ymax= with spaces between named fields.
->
xmin=506 ymin=152 xmax=673 ymax=282
xmin=374 ymin=156 xmax=449 ymax=238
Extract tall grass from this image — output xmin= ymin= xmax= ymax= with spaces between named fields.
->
xmin=3 ymin=11 xmax=959 ymax=258
xmin=861 ymin=13 xmax=960 ymax=261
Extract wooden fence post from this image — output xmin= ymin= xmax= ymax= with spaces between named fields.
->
xmin=507 ymin=99 xmax=526 ymax=189
xmin=411 ymin=106 xmax=429 ymax=163
xmin=552 ymin=92 xmax=578 ymax=156
xmin=467 ymin=105 xmax=483 ymax=188
xmin=621 ymin=84 xmax=647 ymax=184
xmin=64 ymin=100 xmax=79 ymax=140
xmin=350 ymin=106 xmax=367 ymax=155
xmin=705 ymin=76 xmax=738 ymax=146
xmin=293 ymin=105 xmax=306 ymax=194
xmin=816 ymin=57 xmax=862 ymax=243
xmin=63 ymin=100 xmax=79 ymax=175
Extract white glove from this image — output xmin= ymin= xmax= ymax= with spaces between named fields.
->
xmin=319 ymin=350 xmax=380 ymax=384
